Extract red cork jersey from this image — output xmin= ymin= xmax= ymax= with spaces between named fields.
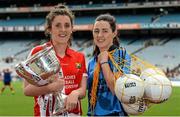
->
xmin=30 ymin=42 xmax=87 ymax=116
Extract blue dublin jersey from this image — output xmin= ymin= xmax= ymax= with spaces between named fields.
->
xmin=87 ymin=46 xmax=131 ymax=116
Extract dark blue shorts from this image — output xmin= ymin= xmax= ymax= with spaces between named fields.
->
xmin=4 ymin=82 xmax=11 ymax=85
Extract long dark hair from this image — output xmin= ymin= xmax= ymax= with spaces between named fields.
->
xmin=93 ymin=14 xmax=120 ymax=56
xmin=45 ymin=4 xmax=74 ymax=46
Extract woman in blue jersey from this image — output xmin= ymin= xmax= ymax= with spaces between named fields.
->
xmin=87 ymin=14 xmax=131 ymax=116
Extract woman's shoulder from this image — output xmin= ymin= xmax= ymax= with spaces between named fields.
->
xmin=30 ymin=43 xmax=48 ymax=55
xmin=116 ymin=46 xmax=126 ymax=51
xmin=68 ymin=48 xmax=85 ymax=57
xmin=114 ymin=46 xmax=127 ymax=54
xmin=31 ymin=45 xmax=44 ymax=55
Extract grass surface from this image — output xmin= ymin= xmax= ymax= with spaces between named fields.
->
xmin=0 ymin=81 xmax=33 ymax=116
xmin=142 ymin=86 xmax=180 ymax=116
xmin=0 ymin=81 xmax=179 ymax=116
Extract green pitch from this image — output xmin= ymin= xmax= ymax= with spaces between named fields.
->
xmin=0 ymin=81 xmax=179 ymax=116
xmin=142 ymin=85 xmax=180 ymax=116
xmin=0 ymin=81 xmax=33 ymax=116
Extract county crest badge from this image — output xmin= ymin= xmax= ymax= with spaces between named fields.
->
xmin=75 ymin=62 xmax=82 ymax=69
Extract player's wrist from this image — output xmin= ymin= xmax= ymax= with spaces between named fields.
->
xmin=100 ymin=61 xmax=108 ymax=66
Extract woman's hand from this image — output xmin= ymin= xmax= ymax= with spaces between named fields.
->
xmin=98 ymin=51 xmax=109 ymax=63
xmin=65 ymin=90 xmax=79 ymax=111
xmin=48 ymin=78 xmax=64 ymax=93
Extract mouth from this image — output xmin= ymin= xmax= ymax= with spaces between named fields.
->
xmin=58 ymin=34 xmax=67 ymax=38
xmin=97 ymin=38 xmax=105 ymax=43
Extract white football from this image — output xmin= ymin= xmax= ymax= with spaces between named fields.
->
xmin=142 ymin=74 xmax=172 ymax=103
xmin=122 ymin=98 xmax=149 ymax=115
xmin=140 ymin=68 xmax=165 ymax=81
xmin=115 ymin=74 xmax=144 ymax=104
xmin=153 ymin=68 xmax=166 ymax=76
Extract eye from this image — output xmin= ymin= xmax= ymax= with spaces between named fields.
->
xmin=65 ymin=23 xmax=70 ymax=28
xmin=102 ymin=29 xmax=109 ymax=33
xmin=55 ymin=23 xmax=61 ymax=28
xmin=103 ymin=30 xmax=108 ymax=33
xmin=93 ymin=29 xmax=99 ymax=34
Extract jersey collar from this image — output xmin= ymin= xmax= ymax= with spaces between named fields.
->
xmin=95 ymin=44 xmax=118 ymax=61
xmin=46 ymin=41 xmax=73 ymax=57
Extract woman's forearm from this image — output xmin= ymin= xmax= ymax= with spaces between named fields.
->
xmin=23 ymin=78 xmax=64 ymax=96
xmin=101 ymin=63 xmax=115 ymax=94
xmin=71 ymin=76 xmax=87 ymax=99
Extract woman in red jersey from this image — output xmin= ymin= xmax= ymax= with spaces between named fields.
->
xmin=23 ymin=4 xmax=87 ymax=116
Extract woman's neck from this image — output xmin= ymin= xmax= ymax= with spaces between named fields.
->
xmin=52 ymin=42 xmax=68 ymax=58
xmin=99 ymin=44 xmax=113 ymax=52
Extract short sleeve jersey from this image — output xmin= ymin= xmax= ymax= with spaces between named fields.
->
xmin=30 ymin=42 xmax=87 ymax=116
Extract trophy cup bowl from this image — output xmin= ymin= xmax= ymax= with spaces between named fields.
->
xmin=15 ymin=46 xmax=60 ymax=86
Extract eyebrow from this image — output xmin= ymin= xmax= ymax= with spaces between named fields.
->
xmin=102 ymin=28 xmax=108 ymax=31
xmin=94 ymin=28 xmax=109 ymax=31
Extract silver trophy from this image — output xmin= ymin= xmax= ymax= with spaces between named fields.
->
xmin=15 ymin=46 xmax=67 ymax=116
xmin=15 ymin=46 xmax=60 ymax=86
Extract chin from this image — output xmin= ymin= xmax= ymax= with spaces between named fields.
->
xmin=98 ymin=44 xmax=106 ymax=48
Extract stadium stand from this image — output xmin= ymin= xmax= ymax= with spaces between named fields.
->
xmin=0 ymin=18 xmax=44 ymax=26
xmin=0 ymin=0 xmax=180 ymax=80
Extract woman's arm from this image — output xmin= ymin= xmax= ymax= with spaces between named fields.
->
xmin=65 ymin=76 xmax=87 ymax=111
xmin=24 ymin=77 xmax=64 ymax=96
xmin=71 ymin=54 xmax=88 ymax=99
xmin=100 ymin=62 xmax=116 ymax=94
xmin=98 ymin=51 xmax=116 ymax=94
xmin=72 ymin=76 xmax=87 ymax=99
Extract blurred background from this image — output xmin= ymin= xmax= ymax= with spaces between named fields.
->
xmin=0 ymin=0 xmax=180 ymax=116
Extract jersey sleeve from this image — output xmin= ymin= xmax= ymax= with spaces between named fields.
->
xmin=27 ymin=45 xmax=43 ymax=58
xmin=81 ymin=54 xmax=88 ymax=78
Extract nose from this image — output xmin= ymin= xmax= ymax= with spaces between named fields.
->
xmin=60 ymin=26 xmax=65 ymax=32
xmin=97 ymin=31 xmax=103 ymax=37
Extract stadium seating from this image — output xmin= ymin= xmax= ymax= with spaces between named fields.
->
xmin=0 ymin=18 xmax=44 ymax=26
xmin=1 ymin=13 xmax=180 ymax=27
